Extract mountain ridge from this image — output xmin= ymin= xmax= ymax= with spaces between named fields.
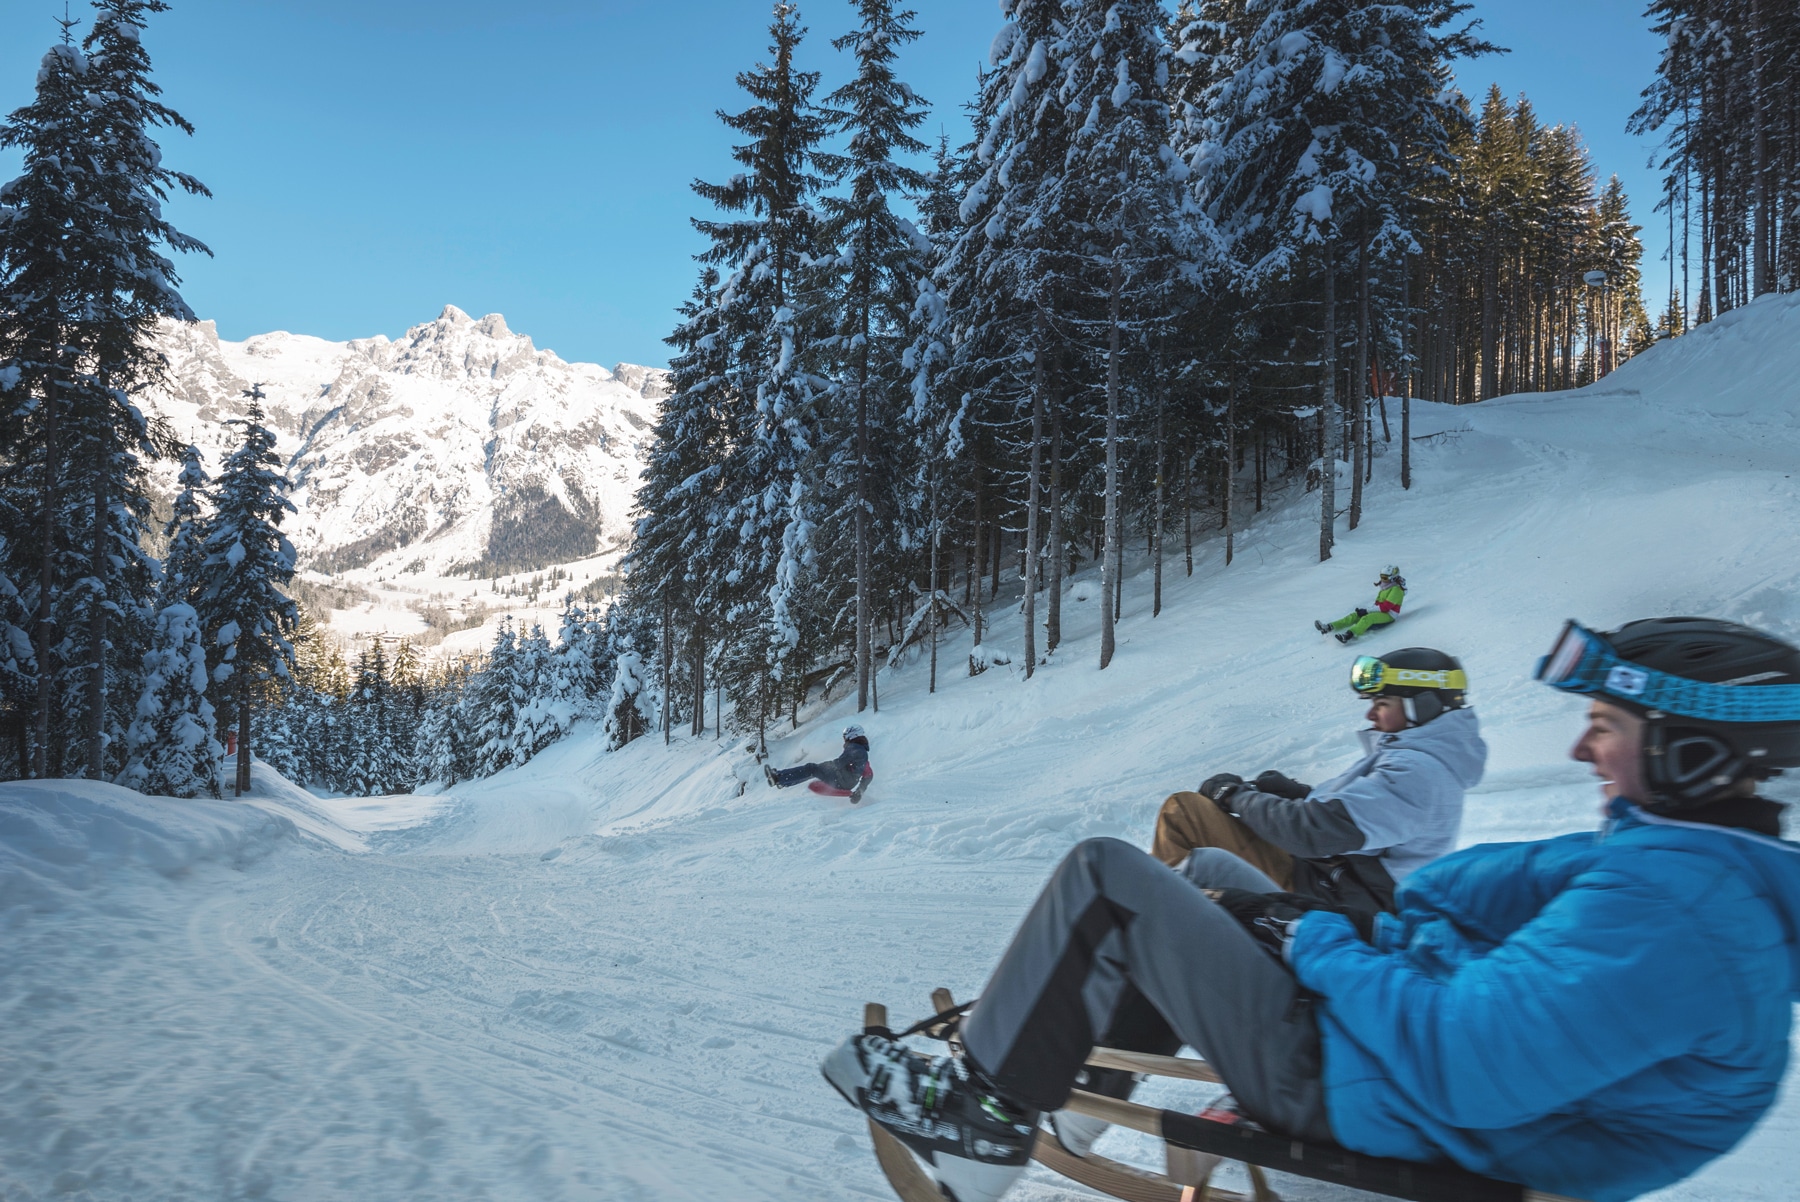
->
xmin=144 ymin=306 xmax=667 ymax=582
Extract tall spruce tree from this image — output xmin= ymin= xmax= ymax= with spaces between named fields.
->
xmin=675 ymin=2 xmax=828 ymax=730
xmin=815 ymin=0 xmax=931 ymax=711
xmin=196 ymin=388 xmax=298 ymax=795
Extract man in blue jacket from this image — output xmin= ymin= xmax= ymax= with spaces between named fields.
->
xmin=823 ymin=617 xmax=1800 ymax=1202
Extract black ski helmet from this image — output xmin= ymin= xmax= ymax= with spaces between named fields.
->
xmin=1595 ymin=617 xmax=1800 ymax=809
xmin=1349 ymin=647 xmax=1468 ymax=726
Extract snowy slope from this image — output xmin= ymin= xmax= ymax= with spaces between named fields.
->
xmin=4 ymin=294 xmax=1799 ymax=1202
xmin=142 ymin=309 xmax=666 ymax=649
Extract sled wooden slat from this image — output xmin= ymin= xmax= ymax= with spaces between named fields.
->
xmin=1089 ymin=1047 xmax=1224 ymax=1084
xmin=1034 ymin=1134 xmax=1246 ymax=1202
xmin=862 ymin=1004 xmax=945 ymax=1202
xmin=1069 ymin=1090 xmax=1587 ymax=1202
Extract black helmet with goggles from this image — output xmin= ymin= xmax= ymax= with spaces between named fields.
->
xmin=1535 ymin=617 xmax=1800 ymax=810
xmin=1350 ymin=648 xmax=1468 ymax=725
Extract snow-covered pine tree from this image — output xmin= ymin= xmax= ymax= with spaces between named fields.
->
xmin=814 ymin=0 xmax=931 ymax=712
xmin=1186 ymin=0 xmax=1478 ymax=555
xmin=0 ymin=532 xmax=40 ymax=778
xmin=628 ymin=269 xmax=729 ymax=735
xmin=196 ymin=388 xmax=298 ymax=795
xmin=509 ymin=623 xmax=567 ymax=766
xmin=0 ymin=32 xmax=96 ymax=778
xmin=67 ymin=1 xmax=210 ymax=777
xmin=1059 ymin=0 xmax=1193 ymax=666
xmin=159 ymin=444 xmax=209 ymax=607
xmin=948 ymin=0 xmax=1109 ymax=674
xmin=466 ymin=619 xmax=522 ymax=777
xmin=685 ymin=3 xmax=830 ymax=727
xmin=119 ymin=602 xmax=222 ymax=798
xmin=902 ymin=134 xmax=971 ymax=693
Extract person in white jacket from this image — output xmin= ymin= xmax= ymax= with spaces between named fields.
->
xmin=1150 ymin=647 xmax=1487 ymax=913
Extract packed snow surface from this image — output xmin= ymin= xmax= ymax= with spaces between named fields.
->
xmin=5 ymin=294 xmax=1800 ymax=1200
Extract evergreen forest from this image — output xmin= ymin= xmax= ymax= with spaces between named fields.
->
xmin=1 ymin=0 xmax=1794 ymax=797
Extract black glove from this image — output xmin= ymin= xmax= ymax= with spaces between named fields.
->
xmin=1355 ymin=607 xmax=1369 ymax=618
xmin=1207 ymin=888 xmax=1376 ymax=957
xmin=1199 ymin=773 xmax=1245 ymax=804
xmin=1252 ymin=770 xmax=1311 ymax=800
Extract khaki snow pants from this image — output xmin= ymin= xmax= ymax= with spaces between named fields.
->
xmin=1151 ymin=791 xmax=1295 ymax=889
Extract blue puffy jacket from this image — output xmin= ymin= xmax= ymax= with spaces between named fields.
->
xmin=1289 ymin=798 xmax=1800 ymax=1202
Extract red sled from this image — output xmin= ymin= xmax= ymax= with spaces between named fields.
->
xmin=809 ymin=763 xmax=874 ymax=798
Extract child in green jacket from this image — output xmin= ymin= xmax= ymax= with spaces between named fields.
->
xmin=1317 ymin=567 xmax=1405 ymax=644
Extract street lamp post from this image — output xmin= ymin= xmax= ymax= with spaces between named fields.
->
xmin=1584 ymin=270 xmax=1608 ymax=381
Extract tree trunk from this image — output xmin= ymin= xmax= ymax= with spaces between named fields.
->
xmin=235 ymin=669 xmax=251 ymax=796
xmin=1100 ymin=253 xmax=1123 ymax=670
xmin=1153 ymin=393 xmax=1166 ymax=616
xmin=928 ymin=480 xmax=940 ymax=694
xmin=855 ymin=341 xmax=871 ymax=711
xmin=1319 ymin=240 xmax=1338 ymax=562
xmin=1183 ymin=440 xmax=1194 ymax=575
xmin=970 ymin=470 xmax=984 ymax=650
xmin=33 ymin=363 xmax=59 ymax=779
xmin=88 ymin=466 xmax=107 ymax=777
xmin=1402 ymin=260 xmax=1413 ymax=489
xmin=660 ymin=600 xmax=671 ymax=745
xmin=1046 ymin=405 xmax=1063 ymax=654
xmin=1024 ymin=310 xmax=1046 ymax=676
xmin=1224 ymin=383 xmax=1236 ymax=566
xmin=1350 ymin=234 xmax=1369 ymax=529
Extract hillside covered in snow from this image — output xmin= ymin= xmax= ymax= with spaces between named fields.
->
xmin=141 ymin=308 xmax=667 ymax=648
xmin=3 ymin=294 xmax=1799 ymax=1201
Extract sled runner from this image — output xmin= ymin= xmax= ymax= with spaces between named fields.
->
xmin=858 ymin=997 xmax=1588 ymax=1202
xmin=809 ymin=762 xmax=874 ymax=800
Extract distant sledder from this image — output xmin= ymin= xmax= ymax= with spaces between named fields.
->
xmin=1316 ymin=565 xmax=1406 ymax=644
xmin=766 ymin=725 xmax=873 ymax=802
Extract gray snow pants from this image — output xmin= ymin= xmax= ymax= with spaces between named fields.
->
xmin=960 ymin=837 xmax=1333 ymax=1143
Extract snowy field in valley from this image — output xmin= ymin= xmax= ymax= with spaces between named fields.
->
xmin=5 ymin=294 xmax=1800 ymax=1202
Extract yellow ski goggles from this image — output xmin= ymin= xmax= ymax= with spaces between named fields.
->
xmin=1351 ymin=655 xmax=1468 ymax=698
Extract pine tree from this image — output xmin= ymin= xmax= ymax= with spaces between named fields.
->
xmin=1062 ymin=0 xmax=1193 ymax=665
xmin=673 ymin=2 xmax=830 ymax=730
xmin=196 ymin=387 xmax=298 ymax=795
xmin=159 ymin=444 xmax=209 ymax=606
xmin=468 ymin=620 xmax=522 ymax=777
xmin=0 ymin=2 xmax=208 ymax=779
xmin=119 ymin=602 xmax=222 ymax=798
xmin=815 ymin=0 xmax=931 ymax=711
xmin=0 ymin=33 xmax=97 ymax=778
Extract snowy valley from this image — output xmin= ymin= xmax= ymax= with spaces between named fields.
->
xmin=2 ymin=293 xmax=1799 ymax=1202
xmin=142 ymin=307 xmax=667 ymax=654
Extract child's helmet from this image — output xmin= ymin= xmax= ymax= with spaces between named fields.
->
xmin=842 ymin=724 xmax=867 ymax=741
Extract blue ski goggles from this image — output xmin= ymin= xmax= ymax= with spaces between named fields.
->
xmin=1535 ymin=619 xmax=1800 ymax=722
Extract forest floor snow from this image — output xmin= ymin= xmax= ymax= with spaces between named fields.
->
xmin=6 ymin=293 xmax=1800 ymax=1201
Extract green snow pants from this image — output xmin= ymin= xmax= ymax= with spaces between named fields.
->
xmin=1327 ymin=608 xmax=1395 ymax=638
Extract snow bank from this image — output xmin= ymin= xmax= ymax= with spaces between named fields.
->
xmin=0 ymin=780 xmax=292 ymax=912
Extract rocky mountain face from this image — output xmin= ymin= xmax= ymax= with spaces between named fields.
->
xmin=144 ymin=307 xmax=666 ymax=580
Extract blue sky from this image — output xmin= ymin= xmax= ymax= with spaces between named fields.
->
xmin=0 ymin=0 xmax=1667 ymax=370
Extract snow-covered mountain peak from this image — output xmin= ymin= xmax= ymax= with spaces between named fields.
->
xmin=141 ymin=314 xmax=668 ymax=599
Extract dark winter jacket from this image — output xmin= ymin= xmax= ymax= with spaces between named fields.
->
xmin=834 ymin=737 xmax=870 ymax=780
xmin=1290 ymin=798 xmax=1800 ymax=1202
